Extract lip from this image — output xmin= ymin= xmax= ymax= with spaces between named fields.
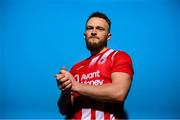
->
xmin=89 ymin=37 xmax=99 ymax=41
xmin=89 ymin=36 xmax=99 ymax=39
xmin=88 ymin=38 xmax=99 ymax=43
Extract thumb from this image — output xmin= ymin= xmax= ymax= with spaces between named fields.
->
xmin=60 ymin=66 xmax=66 ymax=74
xmin=61 ymin=66 xmax=66 ymax=71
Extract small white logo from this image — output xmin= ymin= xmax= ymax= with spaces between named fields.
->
xmin=76 ymin=65 xmax=84 ymax=70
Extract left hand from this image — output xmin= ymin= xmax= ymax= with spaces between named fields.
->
xmin=55 ymin=67 xmax=78 ymax=91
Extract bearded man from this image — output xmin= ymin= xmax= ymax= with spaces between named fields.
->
xmin=55 ymin=12 xmax=134 ymax=120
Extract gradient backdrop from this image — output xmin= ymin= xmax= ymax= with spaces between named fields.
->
xmin=1 ymin=0 xmax=180 ymax=119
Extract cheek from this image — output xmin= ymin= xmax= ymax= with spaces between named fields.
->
xmin=84 ymin=32 xmax=90 ymax=37
xmin=102 ymin=31 xmax=107 ymax=35
xmin=100 ymin=34 xmax=108 ymax=39
xmin=84 ymin=33 xmax=89 ymax=40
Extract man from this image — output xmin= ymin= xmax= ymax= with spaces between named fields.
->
xmin=55 ymin=12 xmax=134 ymax=119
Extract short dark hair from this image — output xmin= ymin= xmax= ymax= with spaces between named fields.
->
xmin=86 ymin=12 xmax=111 ymax=32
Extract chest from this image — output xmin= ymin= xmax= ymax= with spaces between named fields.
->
xmin=73 ymin=56 xmax=113 ymax=85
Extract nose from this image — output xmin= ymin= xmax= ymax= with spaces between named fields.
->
xmin=91 ymin=29 xmax=97 ymax=36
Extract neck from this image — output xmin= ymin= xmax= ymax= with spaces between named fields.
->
xmin=90 ymin=47 xmax=108 ymax=56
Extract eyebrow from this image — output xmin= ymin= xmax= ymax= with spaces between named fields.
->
xmin=86 ymin=26 xmax=105 ymax=30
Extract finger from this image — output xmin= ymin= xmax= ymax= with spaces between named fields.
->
xmin=61 ymin=66 xmax=66 ymax=71
xmin=59 ymin=66 xmax=66 ymax=74
xmin=55 ymin=74 xmax=65 ymax=80
xmin=58 ymin=79 xmax=70 ymax=90
xmin=61 ymin=79 xmax=71 ymax=89
xmin=60 ymin=69 xmax=66 ymax=74
xmin=62 ymin=82 xmax=72 ymax=91
xmin=58 ymin=76 xmax=69 ymax=85
xmin=59 ymin=76 xmax=68 ymax=83
xmin=63 ymin=83 xmax=72 ymax=91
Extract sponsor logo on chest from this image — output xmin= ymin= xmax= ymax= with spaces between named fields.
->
xmin=74 ymin=70 xmax=104 ymax=85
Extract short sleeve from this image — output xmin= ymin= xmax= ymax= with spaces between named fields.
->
xmin=111 ymin=51 xmax=134 ymax=78
xmin=70 ymin=65 xmax=76 ymax=76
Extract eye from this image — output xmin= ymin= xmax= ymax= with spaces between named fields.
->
xmin=86 ymin=26 xmax=93 ymax=30
xmin=96 ymin=26 xmax=105 ymax=31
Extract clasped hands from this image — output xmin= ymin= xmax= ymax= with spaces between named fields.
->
xmin=55 ymin=67 xmax=78 ymax=92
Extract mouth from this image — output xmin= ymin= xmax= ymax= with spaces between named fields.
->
xmin=89 ymin=36 xmax=99 ymax=40
xmin=89 ymin=38 xmax=99 ymax=43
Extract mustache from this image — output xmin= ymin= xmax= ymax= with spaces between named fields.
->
xmin=88 ymin=36 xmax=100 ymax=39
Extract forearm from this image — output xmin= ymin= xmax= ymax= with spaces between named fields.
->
xmin=58 ymin=90 xmax=73 ymax=115
xmin=73 ymin=83 xmax=128 ymax=103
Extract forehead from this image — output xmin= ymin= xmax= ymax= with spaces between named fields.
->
xmin=86 ymin=17 xmax=109 ymax=28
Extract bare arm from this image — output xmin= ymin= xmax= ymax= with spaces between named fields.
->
xmin=56 ymin=68 xmax=132 ymax=106
xmin=56 ymin=68 xmax=74 ymax=115
xmin=58 ymin=90 xmax=73 ymax=115
xmin=72 ymin=72 xmax=132 ymax=103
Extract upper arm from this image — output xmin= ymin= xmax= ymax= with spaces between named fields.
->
xmin=110 ymin=72 xmax=132 ymax=102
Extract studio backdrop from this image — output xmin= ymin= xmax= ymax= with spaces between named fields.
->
xmin=1 ymin=0 xmax=180 ymax=119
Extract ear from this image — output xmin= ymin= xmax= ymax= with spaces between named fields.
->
xmin=84 ymin=32 xmax=87 ymax=38
xmin=107 ymin=32 xmax=111 ymax=41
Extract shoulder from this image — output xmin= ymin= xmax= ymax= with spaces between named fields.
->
xmin=111 ymin=50 xmax=134 ymax=77
xmin=111 ymin=50 xmax=132 ymax=61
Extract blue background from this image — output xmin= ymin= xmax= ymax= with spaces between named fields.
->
xmin=1 ymin=0 xmax=180 ymax=119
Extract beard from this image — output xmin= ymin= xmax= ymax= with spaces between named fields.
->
xmin=85 ymin=37 xmax=107 ymax=52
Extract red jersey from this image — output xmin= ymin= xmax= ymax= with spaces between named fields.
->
xmin=69 ymin=48 xmax=133 ymax=120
